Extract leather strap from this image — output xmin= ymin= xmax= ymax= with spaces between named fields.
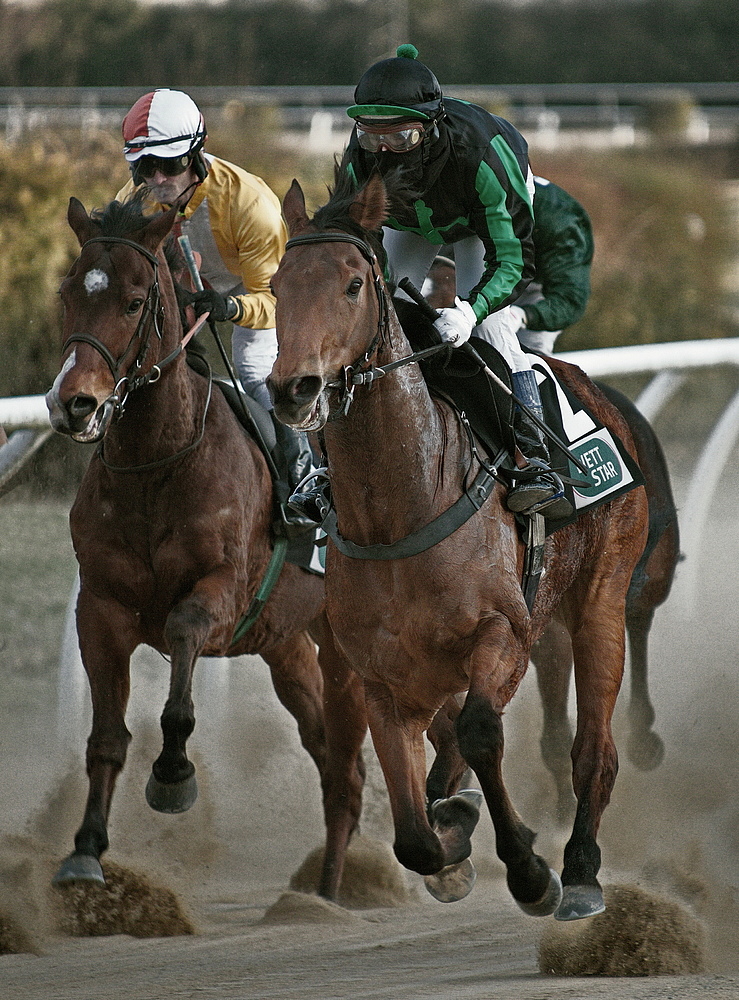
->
xmin=322 ymin=464 xmax=497 ymax=561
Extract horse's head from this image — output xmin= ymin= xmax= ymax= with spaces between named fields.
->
xmin=268 ymin=172 xmax=392 ymax=431
xmin=46 ymin=195 xmax=179 ymax=442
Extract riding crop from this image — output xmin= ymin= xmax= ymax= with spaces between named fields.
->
xmin=178 ymin=234 xmax=280 ymax=479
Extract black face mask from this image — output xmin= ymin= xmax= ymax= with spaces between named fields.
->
xmin=370 ymin=121 xmax=449 ymax=192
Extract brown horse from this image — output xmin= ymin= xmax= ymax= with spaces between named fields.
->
xmin=45 ymin=196 xmax=367 ymax=898
xmin=423 ymin=259 xmax=680 ymax=821
xmin=268 ymin=173 xmax=649 ymax=921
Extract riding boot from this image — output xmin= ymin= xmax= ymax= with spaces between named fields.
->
xmin=269 ymin=415 xmax=322 ymax=532
xmin=506 ymin=370 xmax=574 ymax=520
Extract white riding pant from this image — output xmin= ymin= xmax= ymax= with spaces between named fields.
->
xmin=231 ymin=325 xmax=278 ymax=411
xmin=384 ymin=228 xmax=533 ymax=373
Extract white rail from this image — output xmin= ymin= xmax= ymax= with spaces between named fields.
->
xmin=2 ymin=337 xmax=739 ymax=616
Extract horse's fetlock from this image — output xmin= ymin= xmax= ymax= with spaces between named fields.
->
xmin=394 ymin=835 xmax=445 ymax=876
xmin=506 ymin=853 xmax=552 ymax=904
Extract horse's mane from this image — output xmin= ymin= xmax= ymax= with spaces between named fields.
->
xmin=89 ymin=188 xmax=151 ymax=238
xmin=89 ymin=189 xmax=182 ymax=273
xmin=311 ymin=158 xmax=418 ymax=276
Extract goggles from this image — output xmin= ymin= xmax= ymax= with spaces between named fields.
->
xmin=355 ymin=121 xmax=427 ymax=153
xmin=135 ymin=154 xmax=192 ymax=179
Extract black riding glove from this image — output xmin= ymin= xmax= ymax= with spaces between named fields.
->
xmin=187 ymin=288 xmax=239 ymax=323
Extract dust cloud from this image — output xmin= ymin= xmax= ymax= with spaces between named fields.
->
xmin=0 ymin=447 xmax=738 ymax=996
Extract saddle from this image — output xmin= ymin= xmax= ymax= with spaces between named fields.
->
xmin=393 ymin=298 xmax=644 ymax=533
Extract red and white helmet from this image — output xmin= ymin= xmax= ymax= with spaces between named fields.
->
xmin=122 ymin=89 xmax=207 ymax=162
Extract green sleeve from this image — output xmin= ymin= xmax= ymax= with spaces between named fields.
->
xmin=523 ymin=184 xmax=594 ymax=332
xmin=466 ymin=135 xmax=535 ymax=322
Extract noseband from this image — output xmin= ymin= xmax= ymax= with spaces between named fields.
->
xmin=62 ymin=236 xmax=167 ymax=417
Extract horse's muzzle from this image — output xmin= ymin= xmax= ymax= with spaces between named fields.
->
xmin=268 ymin=374 xmax=328 ymax=431
xmin=46 ymin=386 xmax=115 ymax=442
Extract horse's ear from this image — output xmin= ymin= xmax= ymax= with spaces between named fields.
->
xmin=138 ymin=204 xmax=180 ymax=256
xmin=283 ymin=179 xmax=309 ymax=236
xmin=348 ymin=172 xmax=390 ymax=234
xmin=68 ymin=197 xmax=96 ymax=247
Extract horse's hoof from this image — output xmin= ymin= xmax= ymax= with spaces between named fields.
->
xmin=516 ymin=867 xmax=563 ymax=917
xmin=430 ymin=788 xmax=484 ymax=829
xmin=627 ymin=730 xmax=665 ymax=771
xmin=452 ymin=788 xmax=484 ymax=811
xmin=145 ymin=771 xmax=198 ymax=813
xmin=424 ymin=857 xmax=477 ymax=903
xmin=554 ymin=883 xmax=605 ymax=921
xmin=52 ymin=853 xmax=105 ymax=885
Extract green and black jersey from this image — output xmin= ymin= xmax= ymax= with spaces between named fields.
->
xmin=344 ymin=98 xmax=535 ymax=323
xmin=522 ymin=178 xmax=594 ymax=333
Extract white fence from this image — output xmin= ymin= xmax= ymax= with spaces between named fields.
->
xmin=3 ymin=337 xmax=739 ymax=610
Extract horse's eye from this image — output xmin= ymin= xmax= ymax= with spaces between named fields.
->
xmin=127 ymin=298 xmax=144 ymax=315
xmin=347 ymin=278 xmax=363 ymax=297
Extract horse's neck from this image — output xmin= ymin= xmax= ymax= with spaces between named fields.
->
xmin=326 ymin=313 xmax=468 ymax=541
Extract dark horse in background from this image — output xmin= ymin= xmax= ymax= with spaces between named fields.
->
xmin=268 ymin=172 xmax=649 ymax=921
xmin=421 ymin=258 xmax=680 ymax=823
xmin=45 ymin=196 xmax=367 ymax=898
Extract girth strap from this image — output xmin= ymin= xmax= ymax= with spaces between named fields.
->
xmin=321 ymin=463 xmax=498 ymax=561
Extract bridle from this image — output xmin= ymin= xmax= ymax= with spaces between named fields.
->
xmin=63 ymin=234 xmax=212 ymax=471
xmin=283 ymin=228 xmax=502 ymax=561
xmin=284 ymin=229 xmax=447 ymax=419
xmin=63 ymin=237 xmax=168 ymax=418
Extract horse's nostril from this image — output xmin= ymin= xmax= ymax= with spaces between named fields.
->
xmin=292 ymin=376 xmax=323 ymax=405
xmin=67 ymin=395 xmax=98 ymax=420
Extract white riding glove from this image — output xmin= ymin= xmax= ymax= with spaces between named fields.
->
xmin=433 ymin=297 xmax=477 ymax=348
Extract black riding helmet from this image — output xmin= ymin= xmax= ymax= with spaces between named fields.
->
xmin=347 ymin=44 xmax=444 ymax=122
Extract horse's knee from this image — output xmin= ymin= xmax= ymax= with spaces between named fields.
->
xmin=164 ymin=601 xmax=212 ymax=649
xmin=455 ymin=695 xmax=503 ymax=770
xmin=571 ymin=736 xmax=619 ymax=810
xmin=86 ymin=728 xmax=131 ymax=773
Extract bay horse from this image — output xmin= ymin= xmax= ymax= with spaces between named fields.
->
xmin=422 ymin=258 xmax=680 ymax=822
xmin=268 ymin=173 xmax=649 ymax=921
xmin=45 ymin=196 xmax=367 ymax=898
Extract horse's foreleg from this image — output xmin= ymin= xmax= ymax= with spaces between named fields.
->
xmin=148 ymin=568 xmax=236 ymax=813
xmin=531 ymin=619 xmax=576 ymax=824
xmin=364 ymin=681 xmax=479 ymax=882
xmin=311 ymin=620 xmax=368 ymax=901
xmin=459 ymin=616 xmax=562 ymax=916
xmin=54 ymin=588 xmax=137 ymax=884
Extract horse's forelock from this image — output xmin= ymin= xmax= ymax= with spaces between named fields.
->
xmin=84 ymin=191 xmax=181 ymax=273
xmin=309 ymin=164 xmax=416 ymax=267
xmin=89 ymin=189 xmax=151 ymax=239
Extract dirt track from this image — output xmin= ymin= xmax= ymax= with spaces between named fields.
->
xmin=1 ymin=399 xmax=739 ymax=997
